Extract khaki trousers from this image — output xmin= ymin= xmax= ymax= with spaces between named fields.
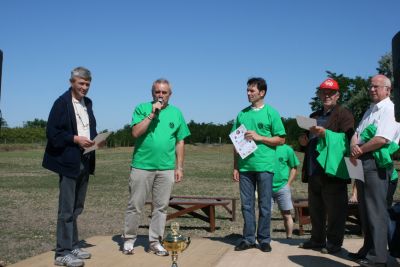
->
xmin=123 ymin=168 xmax=175 ymax=244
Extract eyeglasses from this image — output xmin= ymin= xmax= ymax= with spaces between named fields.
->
xmin=369 ymin=85 xmax=388 ymax=90
xmin=318 ymin=90 xmax=338 ymax=97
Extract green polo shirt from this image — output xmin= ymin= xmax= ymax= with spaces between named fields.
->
xmin=232 ymin=104 xmax=286 ymax=172
xmin=131 ymin=102 xmax=190 ymax=170
xmin=272 ymin=144 xmax=300 ymax=192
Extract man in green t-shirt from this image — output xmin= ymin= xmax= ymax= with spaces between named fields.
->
xmin=122 ymin=79 xmax=190 ymax=256
xmin=232 ymin=77 xmax=286 ymax=253
xmin=272 ymin=144 xmax=300 ymax=239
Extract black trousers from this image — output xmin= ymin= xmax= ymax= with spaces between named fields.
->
xmin=387 ymin=178 xmax=398 ymax=208
xmin=356 ymin=157 xmax=389 ymax=263
xmin=55 ymin=160 xmax=90 ymax=258
xmin=308 ymin=175 xmax=348 ymax=247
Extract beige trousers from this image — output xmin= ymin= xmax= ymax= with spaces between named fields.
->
xmin=123 ymin=168 xmax=175 ymax=244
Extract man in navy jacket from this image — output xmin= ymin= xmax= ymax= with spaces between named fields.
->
xmin=43 ymin=67 xmax=97 ymax=267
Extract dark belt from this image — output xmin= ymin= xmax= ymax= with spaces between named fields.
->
xmin=359 ymin=152 xmax=374 ymax=161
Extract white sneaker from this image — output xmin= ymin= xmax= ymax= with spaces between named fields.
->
xmin=54 ymin=254 xmax=84 ymax=267
xmin=148 ymin=242 xmax=169 ymax=256
xmin=123 ymin=240 xmax=134 ymax=255
xmin=71 ymin=248 xmax=91 ymax=259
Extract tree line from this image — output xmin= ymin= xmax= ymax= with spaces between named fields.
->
xmin=0 ymin=117 xmax=303 ymax=149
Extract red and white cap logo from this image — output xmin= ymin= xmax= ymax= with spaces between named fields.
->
xmin=319 ymin=78 xmax=339 ymax=90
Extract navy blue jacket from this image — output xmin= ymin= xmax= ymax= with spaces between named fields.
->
xmin=42 ymin=89 xmax=97 ymax=178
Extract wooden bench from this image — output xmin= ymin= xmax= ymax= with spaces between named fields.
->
xmin=293 ymin=199 xmax=360 ymax=235
xmin=146 ymin=195 xmax=238 ymax=232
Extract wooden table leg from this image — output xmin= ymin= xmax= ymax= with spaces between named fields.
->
xmin=209 ymin=205 xmax=216 ymax=232
xmin=231 ymin=199 xmax=237 ymax=221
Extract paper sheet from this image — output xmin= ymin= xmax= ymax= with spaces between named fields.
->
xmin=344 ymin=157 xmax=364 ymax=182
xmin=296 ymin=115 xmax=317 ymax=130
xmin=83 ymin=132 xmax=112 ymax=155
xmin=229 ymin=124 xmax=258 ymax=159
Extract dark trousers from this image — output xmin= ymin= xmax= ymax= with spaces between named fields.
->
xmin=308 ymin=175 xmax=348 ymax=246
xmin=387 ymin=178 xmax=398 ymax=208
xmin=56 ymin=161 xmax=89 ymax=258
xmin=356 ymin=157 xmax=389 ymax=263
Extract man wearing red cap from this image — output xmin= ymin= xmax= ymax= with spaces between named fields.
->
xmin=298 ymin=78 xmax=354 ymax=254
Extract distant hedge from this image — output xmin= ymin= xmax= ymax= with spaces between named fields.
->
xmin=0 ymin=127 xmax=46 ymax=144
xmin=0 ymin=117 xmax=304 ymax=150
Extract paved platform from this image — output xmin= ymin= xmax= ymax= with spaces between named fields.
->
xmin=8 ymin=235 xmax=400 ymax=267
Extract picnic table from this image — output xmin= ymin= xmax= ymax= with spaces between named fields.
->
xmin=146 ymin=195 xmax=238 ymax=232
xmin=293 ymin=198 xmax=360 ymax=235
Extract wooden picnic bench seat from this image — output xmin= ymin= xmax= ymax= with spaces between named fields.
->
xmin=146 ymin=195 xmax=238 ymax=232
xmin=293 ymin=198 xmax=360 ymax=235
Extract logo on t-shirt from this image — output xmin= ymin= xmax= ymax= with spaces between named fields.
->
xmin=257 ymin=123 xmax=264 ymax=129
xmin=169 ymin=122 xmax=175 ymax=129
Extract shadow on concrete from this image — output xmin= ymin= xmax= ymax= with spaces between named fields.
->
xmin=275 ymin=238 xmax=355 ymax=264
xmin=274 ymin=238 xmax=306 ymax=246
xmin=112 ymin=234 xmax=149 ymax=252
xmin=206 ymin=233 xmax=241 ymax=246
xmin=288 ymin=255 xmax=350 ymax=267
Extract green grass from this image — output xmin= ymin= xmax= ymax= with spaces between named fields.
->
xmin=0 ymin=145 xmax=399 ymax=265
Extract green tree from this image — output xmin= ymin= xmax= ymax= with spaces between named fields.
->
xmin=23 ymin=118 xmax=47 ymax=128
xmin=376 ymin=52 xmax=392 ymax=80
xmin=0 ymin=117 xmax=7 ymax=128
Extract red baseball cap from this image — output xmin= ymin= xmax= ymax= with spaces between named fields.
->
xmin=319 ymin=78 xmax=339 ymax=90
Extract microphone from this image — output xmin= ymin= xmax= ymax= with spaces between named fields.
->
xmin=155 ymin=97 xmax=163 ymax=114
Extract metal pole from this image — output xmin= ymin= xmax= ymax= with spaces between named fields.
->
xmin=393 ymin=32 xmax=400 ymax=121
xmin=0 ymin=49 xmax=3 ymax=133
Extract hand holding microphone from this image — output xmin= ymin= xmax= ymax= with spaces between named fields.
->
xmin=153 ymin=97 xmax=164 ymax=115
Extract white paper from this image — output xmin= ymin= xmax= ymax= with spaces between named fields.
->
xmin=83 ymin=132 xmax=112 ymax=155
xmin=229 ymin=124 xmax=258 ymax=159
xmin=344 ymin=157 xmax=364 ymax=182
xmin=296 ymin=115 xmax=317 ymax=130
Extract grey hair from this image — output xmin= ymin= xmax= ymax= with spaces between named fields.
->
xmin=70 ymin=66 xmax=92 ymax=81
xmin=151 ymin=78 xmax=172 ymax=92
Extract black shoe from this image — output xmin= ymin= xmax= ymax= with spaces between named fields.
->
xmin=347 ymin=252 xmax=365 ymax=262
xmin=299 ymin=240 xmax=325 ymax=250
xmin=358 ymin=258 xmax=387 ymax=267
xmin=234 ymin=241 xmax=256 ymax=251
xmin=259 ymin=243 xmax=272 ymax=252
xmin=321 ymin=244 xmax=341 ymax=254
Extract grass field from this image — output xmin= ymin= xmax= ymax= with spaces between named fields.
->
xmin=0 ymin=145 xmax=398 ymax=265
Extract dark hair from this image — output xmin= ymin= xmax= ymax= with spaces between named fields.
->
xmin=247 ymin=77 xmax=267 ymax=94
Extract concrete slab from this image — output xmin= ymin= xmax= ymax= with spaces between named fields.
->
xmin=7 ymin=236 xmax=400 ymax=267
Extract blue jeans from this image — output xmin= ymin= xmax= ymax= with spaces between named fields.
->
xmin=239 ymin=171 xmax=273 ymax=245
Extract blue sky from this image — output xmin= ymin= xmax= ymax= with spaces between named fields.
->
xmin=1 ymin=0 xmax=399 ymax=131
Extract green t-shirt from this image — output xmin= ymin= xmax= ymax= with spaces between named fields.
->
xmin=232 ymin=104 xmax=286 ymax=172
xmin=272 ymin=144 xmax=300 ymax=192
xmin=130 ymin=102 xmax=190 ymax=170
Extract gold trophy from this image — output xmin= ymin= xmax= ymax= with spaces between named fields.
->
xmin=160 ymin=222 xmax=191 ymax=267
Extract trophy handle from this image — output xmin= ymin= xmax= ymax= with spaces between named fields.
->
xmin=181 ymin=237 xmax=191 ymax=252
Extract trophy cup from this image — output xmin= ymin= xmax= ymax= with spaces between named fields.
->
xmin=160 ymin=222 xmax=191 ymax=267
